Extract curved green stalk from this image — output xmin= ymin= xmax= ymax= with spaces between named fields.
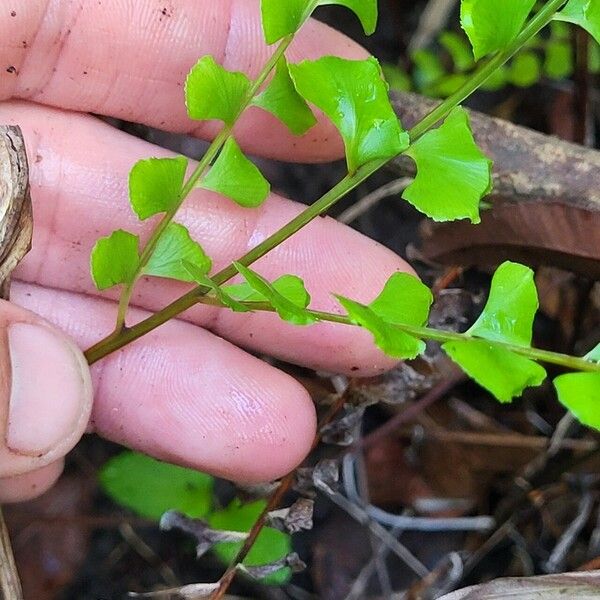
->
xmin=85 ymin=0 xmax=568 ymax=365
xmin=163 ymin=294 xmax=600 ymax=374
xmin=112 ymin=35 xmax=294 ymax=332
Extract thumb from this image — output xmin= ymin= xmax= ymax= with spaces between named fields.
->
xmin=0 ymin=300 xmax=93 ymax=502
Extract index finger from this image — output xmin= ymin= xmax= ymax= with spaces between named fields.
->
xmin=0 ymin=0 xmax=368 ymax=162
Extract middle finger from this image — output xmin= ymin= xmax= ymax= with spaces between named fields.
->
xmin=3 ymin=101 xmax=410 ymax=375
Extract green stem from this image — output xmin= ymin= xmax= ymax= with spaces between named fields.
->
xmin=178 ymin=295 xmax=600 ymax=374
xmin=85 ymin=173 xmax=367 ymax=363
xmin=115 ymin=282 xmax=135 ymax=332
xmin=114 ymin=131 xmax=229 ymax=333
xmin=85 ymin=1 xmax=567 ymax=364
xmin=112 ymin=35 xmax=294 ymax=332
xmin=398 ymin=326 xmax=599 ymax=373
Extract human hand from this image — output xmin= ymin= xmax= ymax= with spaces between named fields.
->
xmin=0 ymin=0 xmax=412 ymax=502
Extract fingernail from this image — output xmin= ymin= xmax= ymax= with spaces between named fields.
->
xmin=6 ymin=322 xmax=91 ymax=456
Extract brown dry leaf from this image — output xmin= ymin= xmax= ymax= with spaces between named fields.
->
xmin=0 ymin=125 xmax=33 ymax=600
xmin=347 ymin=360 xmax=439 ymax=408
xmin=548 ymin=89 xmax=578 ymax=142
xmin=419 ymin=201 xmax=600 ymax=280
xmin=311 ymin=511 xmax=373 ymax=600
xmin=128 ymin=582 xmax=220 ymax=598
xmin=0 ymin=125 xmax=33 ymax=300
xmin=365 ymin=435 xmax=435 ymax=509
xmin=535 ymin=267 xmax=579 ymax=344
xmin=438 ymin=570 xmax=600 ymax=599
xmin=268 ymin=498 xmax=314 ymax=534
xmin=160 ymin=511 xmax=247 ymax=559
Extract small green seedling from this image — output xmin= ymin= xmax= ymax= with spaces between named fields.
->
xmin=100 ymin=451 xmax=292 ymax=584
xmin=386 ymin=4 xmax=600 ymax=98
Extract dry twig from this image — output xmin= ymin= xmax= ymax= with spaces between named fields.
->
xmin=209 ymin=394 xmax=348 ymax=599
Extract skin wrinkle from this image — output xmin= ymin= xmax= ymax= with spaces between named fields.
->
xmin=219 ymin=0 xmax=235 ymax=70
xmin=0 ymin=0 xmax=45 ymax=97
xmin=88 ymin=49 xmax=121 ymax=119
xmin=202 ymin=200 xmax=264 ymax=334
xmin=95 ymin=1 xmax=187 ymax=116
xmin=224 ymin=0 xmax=257 ymax=74
xmin=35 ymin=133 xmax=65 ymax=283
xmin=176 ymin=197 xmax=252 ymax=267
xmin=15 ymin=1 xmax=174 ymax=118
xmin=88 ymin=339 xmax=133 ymax=434
xmin=228 ymin=372 xmax=278 ymax=427
xmin=86 ymin=351 xmax=108 ymax=434
xmin=195 ymin=354 xmax=300 ymax=448
xmin=96 ymin=346 xmax=282 ymax=475
xmin=12 ymin=122 xmax=52 ymax=287
xmin=117 ymin=0 xmax=228 ymax=127
xmin=18 ymin=0 xmax=78 ymax=101
xmin=48 ymin=148 xmax=100 ymax=284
